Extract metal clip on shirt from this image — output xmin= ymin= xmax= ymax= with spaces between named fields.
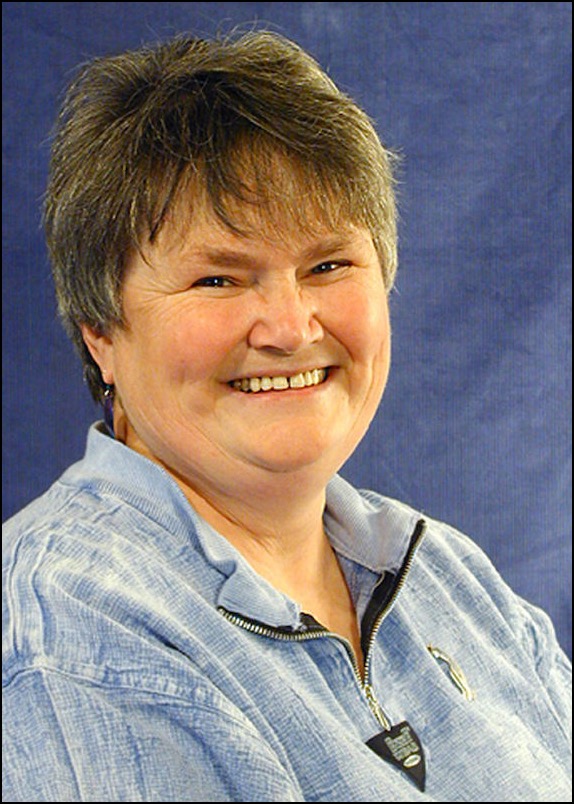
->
xmin=427 ymin=644 xmax=476 ymax=701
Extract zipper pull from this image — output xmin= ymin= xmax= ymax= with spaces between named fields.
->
xmin=427 ymin=644 xmax=475 ymax=701
xmin=364 ymin=683 xmax=392 ymax=730
xmin=366 ymin=721 xmax=426 ymax=792
xmin=363 ymin=685 xmax=426 ymax=791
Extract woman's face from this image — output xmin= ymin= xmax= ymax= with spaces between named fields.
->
xmin=84 ymin=209 xmax=391 ymax=499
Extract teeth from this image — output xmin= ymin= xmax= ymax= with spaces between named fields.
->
xmin=232 ymin=369 xmax=328 ymax=393
xmin=289 ymin=373 xmax=306 ymax=389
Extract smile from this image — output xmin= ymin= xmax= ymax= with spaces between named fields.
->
xmin=230 ymin=368 xmax=329 ymax=393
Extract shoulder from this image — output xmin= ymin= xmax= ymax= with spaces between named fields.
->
xmin=346 ymin=482 xmax=568 ymax=664
xmin=2 ymin=468 xmax=138 ymax=604
xmin=2 ymin=467 xmax=216 ymax=692
xmin=399 ymin=504 xmax=570 ymax=683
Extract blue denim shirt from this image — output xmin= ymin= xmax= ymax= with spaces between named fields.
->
xmin=3 ymin=424 xmax=571 ymax=801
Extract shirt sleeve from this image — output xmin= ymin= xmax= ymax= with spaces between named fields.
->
xmin=449 ymin=522 xmax=572 ymax=741
xmin=511 ymin=592 xmax=572 ymax=740
xmin=2 ymin=667 xmax=304 ymax=802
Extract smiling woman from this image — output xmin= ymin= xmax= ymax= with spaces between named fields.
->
xmin=2 ymin=29 xmax=571 ymax=804
xmin=43 ymin=34 xmax=398 ymax=407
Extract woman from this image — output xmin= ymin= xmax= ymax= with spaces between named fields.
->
xmin=2 ymin=31 xmax=571 ymax=802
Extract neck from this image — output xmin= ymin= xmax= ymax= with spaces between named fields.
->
xmin=181 ymin=467 xmax=360 ymax=666
xmin=177 ymin=463 xmax=331 ymax=592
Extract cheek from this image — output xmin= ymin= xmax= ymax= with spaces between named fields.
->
xmin=169 ymin=320 xmax=227 ymax=380
xmin=335 ymin=283 xmax=390 ymax=365
xmin=132 ymin=303 xmax=242 ymax=384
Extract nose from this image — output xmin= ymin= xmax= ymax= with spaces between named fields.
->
xmin=247 ymin=281 xmax=324 ymax=353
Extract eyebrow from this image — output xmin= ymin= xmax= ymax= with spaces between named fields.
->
xmin=192 ymin=248 xmax=262 ymax=270
xmin=187 ymin=233 xmax=362 ymax=269
xmin=301 ymin=234 xmax=361 ymax=261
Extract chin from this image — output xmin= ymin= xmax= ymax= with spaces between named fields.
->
xmin=242 ymin=433 xmax=354 ymax=478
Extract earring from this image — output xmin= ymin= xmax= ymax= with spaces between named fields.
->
xmin=103 ymin=384 xmax=115 ymax=438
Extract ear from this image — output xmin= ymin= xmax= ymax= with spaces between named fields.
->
xmin=80 ymin=323 xmax=115 ymax=385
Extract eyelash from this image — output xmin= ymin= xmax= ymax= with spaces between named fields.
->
xmin=311 ymin=261 xmax=350 ymax=274
xmin=192 ymin=276 xmax=234 ymax=288
xmin=192 ymin=261 xmax=351 ymax=288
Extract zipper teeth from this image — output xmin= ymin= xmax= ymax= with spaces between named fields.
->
xmin=218 ymin=608 xmax=364 ymax=686
xmin=363 ymin=520 xmax=426 ymax=681
xmin=218 ymin=608 xmax=328 ymax=642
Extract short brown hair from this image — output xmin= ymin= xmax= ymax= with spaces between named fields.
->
xmin=44 ymin=30 xmax=399 ymax=402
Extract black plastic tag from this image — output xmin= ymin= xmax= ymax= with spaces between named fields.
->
xmin=366 ymin=721 xmax=426 ymax=791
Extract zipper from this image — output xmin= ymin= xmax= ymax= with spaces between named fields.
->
xmin=361 ymin=520 xmax=426 ymax=685
xmin=218 ymin=518 xmax=426 ymax=731
xmin=218 ymin=605 xmax=389 ymax=725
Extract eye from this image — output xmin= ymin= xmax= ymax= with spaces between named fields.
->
xmin=191 ymin=275 xmax=235 ymax=288
xmin=310 ymin=261 xmax=351 ymax=275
